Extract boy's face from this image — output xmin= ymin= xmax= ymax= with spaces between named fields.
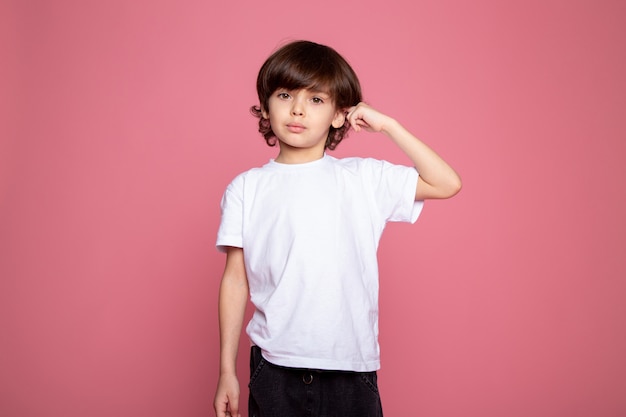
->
xmin=262 ymin=88 xmax=345 ymax=157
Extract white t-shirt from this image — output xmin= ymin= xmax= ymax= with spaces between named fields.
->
xmin=216 ymin=154 xmax=423 ymax=372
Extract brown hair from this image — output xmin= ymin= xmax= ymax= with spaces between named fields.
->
xmin=251 ymin=41 xmax=362 ymax=150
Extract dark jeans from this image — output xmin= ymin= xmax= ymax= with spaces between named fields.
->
xmin=248 ymin=346 xmax=383 ymax=417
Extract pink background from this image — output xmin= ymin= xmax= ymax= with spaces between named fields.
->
xmin=1 ymin=0 xmax=625 ymax=416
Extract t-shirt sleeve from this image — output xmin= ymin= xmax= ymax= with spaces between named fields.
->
xmin=366 ymin=159 xmax=424 ymax=224
xmin=216 ymin=175 xmax=244 ymax=252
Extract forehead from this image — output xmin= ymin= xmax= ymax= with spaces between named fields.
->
xmin=272 ymin=74 xmax=333 ymax=94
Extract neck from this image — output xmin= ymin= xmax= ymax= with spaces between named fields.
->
xmin=274 ymin=146 xmax=325 ymax=164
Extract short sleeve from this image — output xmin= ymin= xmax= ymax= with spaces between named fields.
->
xmin=366 ymin=159 xmax=424 ymax=224
xmin=216 ymin=175 xmax=244 ymax=252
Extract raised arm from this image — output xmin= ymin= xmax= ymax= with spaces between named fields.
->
xmin=213 ymin=247 xmax=248 ymax=417
xmin=345 ymin=102 xmax=462 ymax=200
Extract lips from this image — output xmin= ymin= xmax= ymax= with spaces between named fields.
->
xmin=286 ymin=123 xmax=306 ymax=133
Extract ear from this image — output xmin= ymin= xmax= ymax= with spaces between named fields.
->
xmin=331 ymin=109 xmax=346 ymax=129
xmin=261 ymin=107 xmax=269 ymax=119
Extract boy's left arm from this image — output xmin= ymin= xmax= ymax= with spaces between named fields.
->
xmin=345 ymin=103 xmax=462 ymax=200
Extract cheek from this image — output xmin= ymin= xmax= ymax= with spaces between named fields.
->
xmin=268 ymin=114 xmax=282 ymax=130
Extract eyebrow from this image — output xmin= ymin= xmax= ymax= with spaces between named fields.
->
xmin=275 ymin=87 xmax=333 ymax=98
xmin=307 ymin=89 xmax=332 ymax=97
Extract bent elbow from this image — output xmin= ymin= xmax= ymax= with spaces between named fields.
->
xmin=450 ymin=176 xmax=463 ymax=197
xmin=440 ymin=175 xmax=462 ymax=199
xmin=415 ymin=172 xmax=462 ymax=200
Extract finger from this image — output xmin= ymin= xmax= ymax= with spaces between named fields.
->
xmin=350 ymin=117 xmax=361 ymax=132
xmin=229 ymin=400 xmax=239 ymax=417
xmin=348 ymin=111 xmax=362 ymax=132
xmin=345 ymin=113 xmax=357 ymax=131
xmin=214 ymin=400 xmax=225 ymax=417
xmin=345 ymin=111 xmax=356 ymax=127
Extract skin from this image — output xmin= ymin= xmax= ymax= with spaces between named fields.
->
xmin=263 ymin=88 xmax=346 ymax=164
xmin=214 ymin=247 xmax=247 ymax=417
xmin=345 ymin=102 xmax=462 ymax=200
xmin=213 ymin=88 xmax=462 ymax=417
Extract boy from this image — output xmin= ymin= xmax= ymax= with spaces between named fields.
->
xmin=214 ymin=40 xmax=461 ymax=417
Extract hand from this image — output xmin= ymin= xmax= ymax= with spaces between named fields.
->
xmin=214 ymin=373 xmax=241 ymax=417
xmin=345 ymin=103 xmax=462 ymax=200
xmin=345 ymin=102 xmax=394 ymax=134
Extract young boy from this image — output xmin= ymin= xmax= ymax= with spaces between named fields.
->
xmin=214 ymin=40 xmax=461 ymax=417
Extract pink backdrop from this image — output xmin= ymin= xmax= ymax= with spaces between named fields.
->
xmin=2 ymin=0 xmax=625 ymax=416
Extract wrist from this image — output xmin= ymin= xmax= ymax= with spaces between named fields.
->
xmin=381 ymin=117 xmax=401 ymax=136
xmin=219 ymin=359 xmax=237 ymax=376
xmin=219 ymin=368 xmax=237 ymax=377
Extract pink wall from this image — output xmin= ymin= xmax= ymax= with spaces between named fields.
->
xmin=2 ymin=0 xmax=625 ymax=416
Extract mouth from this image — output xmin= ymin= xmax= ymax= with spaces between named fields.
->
xmin=286 ymin=123 xmax=306 ymax=133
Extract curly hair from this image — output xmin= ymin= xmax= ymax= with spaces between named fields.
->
xmin=251 ymin=41 xmax=362 ymax=150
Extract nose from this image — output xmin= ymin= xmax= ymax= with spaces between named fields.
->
xmin=291 ymin=98 xmax=304 ymax=116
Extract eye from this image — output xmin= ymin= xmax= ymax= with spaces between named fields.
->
xmin=311 ymin=96 xmax=324 ymax=104
xmin=277 ymin=92 xmax=291 ymax=100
